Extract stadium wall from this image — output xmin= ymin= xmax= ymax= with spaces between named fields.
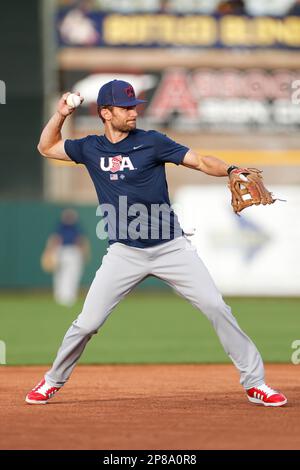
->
xmin=0 ymin=202 xmax=165 ymax=289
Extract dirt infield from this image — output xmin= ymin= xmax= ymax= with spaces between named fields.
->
xmin=0 ymin=364 xmax=299 ymax=450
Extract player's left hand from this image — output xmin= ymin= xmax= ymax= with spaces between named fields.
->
xmin=228 ymin=167 xmax=275 ymax=214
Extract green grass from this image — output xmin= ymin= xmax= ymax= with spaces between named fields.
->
xmin=0 ymin=292 xmax=299 ymax=365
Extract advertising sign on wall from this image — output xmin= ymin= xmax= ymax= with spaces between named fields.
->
xmin=62 ymin=69 xmax=300 ymax=131
xmin=174 ymin=185 xmax=300 ymax=296
xmin=57 ymin=10 xmax=300 ymax=49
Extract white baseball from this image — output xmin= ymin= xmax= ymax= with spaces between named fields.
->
xmin=66 ymin=93 xmax=82 ymax=108
xmin=239 ymin=174 xmax=248 ymax=182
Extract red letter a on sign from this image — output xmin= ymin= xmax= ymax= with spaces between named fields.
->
xmin=147 ymin=70 xmax=198 ymax=120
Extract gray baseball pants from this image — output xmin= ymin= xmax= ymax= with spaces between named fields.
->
xmin=45 ymin=236 xmax=264 ymax=389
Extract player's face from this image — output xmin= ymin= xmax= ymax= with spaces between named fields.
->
xmin=110 ymin=106 xmax=138 ymax=132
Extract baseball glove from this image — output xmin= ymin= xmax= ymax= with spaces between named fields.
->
xmin=40 ymin=248 xmax=59 ymax=273
xmin=228 ymin=167 xmax=275 ymax=214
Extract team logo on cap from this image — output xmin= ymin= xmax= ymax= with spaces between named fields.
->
xmin=125 ymin=85 xmax=134 ymax=98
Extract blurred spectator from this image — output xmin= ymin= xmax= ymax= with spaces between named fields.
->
xmin=288 ymin=0 xmax=300 ymax=15
xmin=245 ymin=0 xmax=295 ymax=16
xmin=96 ymin=0 xmax=161 ymax=12
xmin=59 ymin=0 xmax=95 ymax=8
xmin=41 ymin=209 xmax=90 ymax=307
xmin=57 ymin=0 xmax=296 ymax=15
xmin=165 ymin=0 xmax=220 ymax=13
xmin=216 ymin=0 xmax=246 ymax=15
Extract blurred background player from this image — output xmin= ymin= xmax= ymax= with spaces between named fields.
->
xmin=41 ymin=208 xmax=90 ymax=306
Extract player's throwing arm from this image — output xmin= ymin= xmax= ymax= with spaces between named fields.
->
xmin=37 ymin=92 xmax=84 ymax=161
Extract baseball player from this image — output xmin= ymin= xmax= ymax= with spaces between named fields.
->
xmin=26 ymin=80 xmax=287 ymax=407
xmin=42 ymin=208 xmax=90 ymax=307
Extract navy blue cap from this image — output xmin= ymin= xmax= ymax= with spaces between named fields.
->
xmin=97 ymin=80 xmax=146 ymax=107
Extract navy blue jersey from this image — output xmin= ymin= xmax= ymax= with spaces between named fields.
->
xmin=64 ymin=129 xmax=189 ymax=248
xmin=56 ymin=223 xmax=82 ymax=246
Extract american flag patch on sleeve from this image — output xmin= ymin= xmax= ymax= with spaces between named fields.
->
xmin=110 ymin=174 xmax=118 ymax=180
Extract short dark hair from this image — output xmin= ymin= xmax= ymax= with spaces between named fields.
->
xmin=97 ymin=105 xmax=113 ymax=123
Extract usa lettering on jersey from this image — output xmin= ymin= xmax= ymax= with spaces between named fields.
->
xmin=100 ymin=155 xmax=135 ymax=172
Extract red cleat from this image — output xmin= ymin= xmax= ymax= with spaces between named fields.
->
xmin=25 ymin=378 xmax=60 ymax=405
xmin=247 ymin=384 xmax=287 ymax=407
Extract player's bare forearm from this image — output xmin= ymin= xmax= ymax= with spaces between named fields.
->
xmin=37 ymin=112 xmax=67 ymax=157
xmin=46 ymin=234 xmax=62 ymax=250
xmin=181 ymin=150 xmax=230 ymax=177
xmin=37 ymin=92 xmax=83 ymax=161
xmin=197 ymin=155 xmax=229 ymax=176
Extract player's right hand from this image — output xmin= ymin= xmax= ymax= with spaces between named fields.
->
xmin=57 ymin=92 xmax=84 ymax=117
